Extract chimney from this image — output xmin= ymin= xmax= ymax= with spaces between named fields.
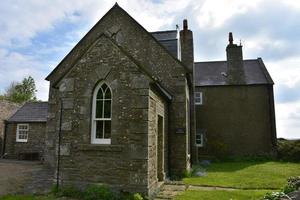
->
xmin=226 ymin=32 xmax=245 ymax=84
xmin=180 ymin=19 xmax=194 ymax=73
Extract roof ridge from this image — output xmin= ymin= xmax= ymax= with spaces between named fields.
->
xmin=195 ymin=58 xmax=259 ymax=64
xmin=151 ymin=30 xmax=177 ymax=33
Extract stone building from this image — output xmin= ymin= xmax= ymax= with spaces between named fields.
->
xmin=0 ymin=100 xmax=20 ymax=156
xmin=194 ymin=39 xmax=277 ymax=158
xmin=3 ymin=102 xmax=48 ymax=160
xmin=4 ymin=3 xmax=276 ymax=198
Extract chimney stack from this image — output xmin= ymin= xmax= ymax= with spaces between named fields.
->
xmin=180 ymin=19 xmax=194 ymax=73
xmin=226 ymin=32 xmax=245 ymax=84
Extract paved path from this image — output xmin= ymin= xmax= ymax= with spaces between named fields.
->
xmin=155 ymin=182 xmax=300 ymax=200
xmin=0 ymin=159 xmax=53 ymax=196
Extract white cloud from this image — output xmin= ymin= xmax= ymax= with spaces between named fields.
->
xmin=276 ymin=101 xmax=300 ymax=139
xmin=0 ymin=48 xmax=50 ymax=100
xmin=196 ymin=0 xmax=263 ymax=29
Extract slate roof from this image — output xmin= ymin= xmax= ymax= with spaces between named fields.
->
xmin=194 ymin=58 xmax=274 ymax=86
xmin=151 ymin=30 xmax=179 ymax=58
xmin=7 ymin=102 xmax=48 ymax=122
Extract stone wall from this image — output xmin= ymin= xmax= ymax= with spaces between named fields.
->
xmin=46 ymin=5 xmax=190 ymax=176
xmin=5 ymin=122 xmax=46 ymax=159
xmin=0 ymin=100 xmax=21 ymax=155
xmin=195 ymin=85 xmax=277 ymax=158
xmin=46 ymin=35 xmax=153 ymax=195
xmin=148 ymin=89 xmax=168 ymax=195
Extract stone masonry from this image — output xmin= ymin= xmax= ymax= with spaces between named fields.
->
xmin=5 ymin=122 xmax=46 ymax=159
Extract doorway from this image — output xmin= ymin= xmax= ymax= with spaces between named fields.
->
xmin=157 ymin=115 xmax=164 ymax=181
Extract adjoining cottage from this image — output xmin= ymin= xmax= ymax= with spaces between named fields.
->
xmin=3 ymin=102 xmax=48 ymax=160
xmin=3 ymin=3 xmax=277 ymax=198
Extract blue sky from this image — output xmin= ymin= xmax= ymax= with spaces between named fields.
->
xmin=0 ymin=0 xmax=299 ymax=139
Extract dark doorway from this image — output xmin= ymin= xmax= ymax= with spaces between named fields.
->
xmin=157 ymin=115 xmax=164 ymax=181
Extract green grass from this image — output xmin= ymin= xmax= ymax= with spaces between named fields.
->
xmin=0 ymin=195 xmax=56 ymax=200
xmin=175 ymin=190 xmax=273 ymax=200
xmin=184 ymin=161 xmax=300 ymax=189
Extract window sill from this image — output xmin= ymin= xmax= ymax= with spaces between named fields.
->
xmin=77 ymin=144 xmax=123 ymax=152
xmin=16 ymin=140 xmax=28 ymax=143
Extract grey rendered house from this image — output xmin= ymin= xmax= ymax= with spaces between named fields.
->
xmin=3 ymin=3 xmax=277 ymax=197
xmin=194 ymin=36 xmax=277 ymax=158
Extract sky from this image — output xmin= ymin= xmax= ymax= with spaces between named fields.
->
xmin=0 ymin=0 xmax=299 ymax=139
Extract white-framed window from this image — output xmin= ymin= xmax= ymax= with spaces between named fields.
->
xmin=196 ymin=129 xmax=205 ymax=147
xmin=91 ymin=82 xmax=112 ymax=144
xmin=16 ymin=124 xmax=29 ymax=142
xmin=195 ymin=92 xmax=203 ymax=105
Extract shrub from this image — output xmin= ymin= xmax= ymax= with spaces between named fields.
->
xmin=287 ymin=176 xmax=300 ymax=189
xmin=83 ymin=184 xmax=116 ymax=200
xmin=263 ymin=191 xmax=287 ymax=200
xmin=55 ymin=185 xmax=83 ymax=199
xmin=132 ymin=193 xmax=144 ymax=200
xmin=282 ymin=184 xmax=296 ymax=194
xmin=277 ymin=139 xmax=300 ymax=161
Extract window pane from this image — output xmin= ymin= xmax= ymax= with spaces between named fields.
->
xmin=96 ymin=121 xmax=104 ymax=139
xmin=104 ymin=100 xmax=111 ymax=118
xmin=96 ymin=100 xmax=103 ymax=118
xmin=104 ymin=87 xmax=111 ymax=99
xmin=104 ymin=121 xmax=111 ymax=138
xmin=97 ymin=89 xmax=103 ymax=99
xmin=101 ymin=83 xmax=108 ymax=92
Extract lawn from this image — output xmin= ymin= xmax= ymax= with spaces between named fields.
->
xmin=175 ymin=190 xmax=273 ymax=200
xmin=183 ymin=161 xmax=300 ymax=189
xmin=0 ymin=195 xmax=55 ymax=200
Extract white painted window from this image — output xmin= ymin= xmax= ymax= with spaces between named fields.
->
xmin=16 ymin=124 xmax=29 ymax=142
xmin=91 ymin=83 xmax=112 ymax=144
xmin=196 ymin=130 xmax=205 ymax=147
xmin=195 ymin=92 xmax=203 ymax=105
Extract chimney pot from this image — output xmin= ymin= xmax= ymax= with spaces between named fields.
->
xmin=229 ymin=32 xmax=233 ymax=44
xmin=183 ymin=19 xmax=188 ymax=30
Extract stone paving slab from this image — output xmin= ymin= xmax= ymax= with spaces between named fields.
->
xmin=0 ymin=159 xmax=53 ymax=196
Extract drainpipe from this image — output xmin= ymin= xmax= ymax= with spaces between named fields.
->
xmin=56 ymin=97 xmax=63 ymax=190
xmin=167 ymin=103 xmax=171 ymax=177
xmin=1 ymin=120 xmax=8 ymax=157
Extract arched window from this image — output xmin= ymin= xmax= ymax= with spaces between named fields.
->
xmin=91 ymin=83 xmax=111 ymax=144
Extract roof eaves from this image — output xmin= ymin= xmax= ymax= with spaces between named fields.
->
xmin=7 ymin=103 xmax=26 ymax=122
xmin=151 ymin=83 xmax=173 ymax=102
xmin=257 ymin=58 xmax=274 ymax=85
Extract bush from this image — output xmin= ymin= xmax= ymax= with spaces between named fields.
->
xmin=282 ymin=184 xmax=296 ymax=194
xmin=287 ymin=176 xmax=300 ymax=189
xmin=55 ymin=185 xmax=83 ymax=199
xmin=263 ymin=191 xmax=287 ymax=200
xmin=84 ymin=184 xmax=116 ymax=200
xmin=277 ymin=139 xmax=300 ymax=161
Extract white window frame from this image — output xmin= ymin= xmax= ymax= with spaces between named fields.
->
xmin=16 ymin=124 xmax=29 ymax=142
xmin=196 ymin=131 xmax=204 ymax=147
xmin=91 ymin=82 xmax=112 ymax=144
xmin=195 ymin=92 xmax=203 ymax=105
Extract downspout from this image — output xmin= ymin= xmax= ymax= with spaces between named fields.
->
xmin=51 ymin=84 xmax=63 ymax=190
xmin=1 ymin=120 xmax=8 ymax=157
xmin=56 ymin=97 xmax=63 ymax=190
